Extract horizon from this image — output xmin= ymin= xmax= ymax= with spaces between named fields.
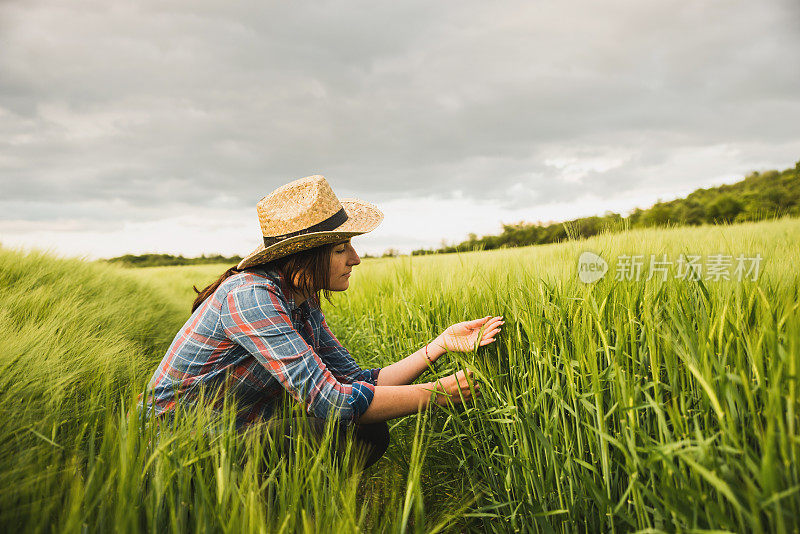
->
xmin=3 ymin=155 xmax=796 ymax=262
xmin=6 ymin=165 xmax=795 ymax=263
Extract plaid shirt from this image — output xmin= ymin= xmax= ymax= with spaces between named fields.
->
xmin=141 ymin=266 xmax=381 ymax=428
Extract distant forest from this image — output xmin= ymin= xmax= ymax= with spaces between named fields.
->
xmin=105 ymin=253 xmax=242 ymax=268
xmin=410 ymin=160 xmax=800 ymax=256
xmin=107 ymin=161 xmax=799 ymax=266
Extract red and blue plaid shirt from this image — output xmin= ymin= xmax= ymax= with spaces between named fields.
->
xmin=141 ymin=266 xmax=380 ymax=428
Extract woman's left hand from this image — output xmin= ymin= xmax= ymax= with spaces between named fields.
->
xmin=433 ymin=316 xmax=504 ymax=354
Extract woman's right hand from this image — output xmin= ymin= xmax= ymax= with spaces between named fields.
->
xmin=356 ymin=370 xmax=483 ymax=424
xmin=429 ymin=369 xmax=481 ymax=406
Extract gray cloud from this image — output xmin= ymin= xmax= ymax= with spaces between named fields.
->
xmin=1 ymin=0 xmax=799 ymax=232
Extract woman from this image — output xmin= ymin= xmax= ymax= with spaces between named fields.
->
xmin=142 ymin=175 xmax=503 ymax=470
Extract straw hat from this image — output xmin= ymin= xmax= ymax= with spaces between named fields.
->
xmin=236 ymin=175 xmax=383 ymax=270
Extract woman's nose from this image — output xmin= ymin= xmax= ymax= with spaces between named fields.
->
xmin=349 ymin=245 xmax=361 ymax=265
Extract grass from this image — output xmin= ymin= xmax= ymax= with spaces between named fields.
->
xmin=1 ymin=216 xmax=799 ymax=532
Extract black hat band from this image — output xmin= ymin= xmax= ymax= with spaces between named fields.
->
xmin=263 ymin=207 xmax=348 ymax=248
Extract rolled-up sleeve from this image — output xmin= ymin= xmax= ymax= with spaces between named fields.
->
xmin=219 ymin=284 xmax=375 ymax=422
xmin=317 ymin=317 xmax=381 ymax=386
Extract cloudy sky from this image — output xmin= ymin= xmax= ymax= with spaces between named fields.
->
xmin=1 ymin=0 xmax=799 ymax=259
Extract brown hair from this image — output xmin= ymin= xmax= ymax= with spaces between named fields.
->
xmin=191 ymin=241 xmax=342 ymax=314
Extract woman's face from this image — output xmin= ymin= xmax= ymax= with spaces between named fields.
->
xmin=327 ymin=239 xmax=361 ymax=291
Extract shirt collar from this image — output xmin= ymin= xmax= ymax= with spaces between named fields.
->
xmin=250 ymin=265 xmax=312 ymax=317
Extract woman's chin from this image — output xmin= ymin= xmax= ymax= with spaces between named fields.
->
xmin=329 ymin=280 xmax=349 ymax=292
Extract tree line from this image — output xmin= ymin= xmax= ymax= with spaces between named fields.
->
xmin=104 ymin=161 xmax=799 ymax=264
xmin=411 ymin=160 xmax=800 ymax=256
xmin=105 ymin=253 xmax=243 ymax=267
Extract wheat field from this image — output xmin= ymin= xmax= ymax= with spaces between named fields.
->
xmin=1 ymin=217 xmax=798 ymax=532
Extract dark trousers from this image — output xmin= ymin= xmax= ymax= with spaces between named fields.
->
xmin=263 ymin=416 xmax=390 ymax=471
